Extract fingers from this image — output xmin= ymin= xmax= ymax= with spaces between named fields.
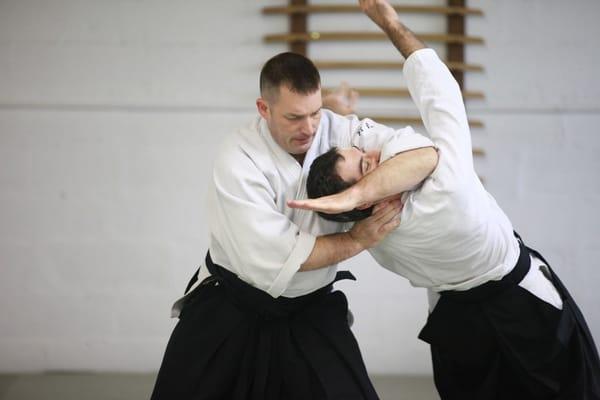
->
xmin=287 ymin=199 xmax=313 ymax=210
xmin=370 ymin=199 xmax=402 ymax=223
xmin=372 ymin=198 xmax=402 ymax=214
xmin=287 ymin=199 xmax=302 ymax=209
xmin=380 ymin=215 xmax=401 ymax=234
xmin=358 ymin=0 xmax=369 ymax=12
xmin=372 ymin=207 xmax=396 ymax=226
xmin=372 ymin=201 xmax=388 ymax=214
xmin=348 ymin=88 xmax=359 ymax=109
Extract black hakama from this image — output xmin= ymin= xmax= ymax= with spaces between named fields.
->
xmin=150 ymin=252 xmax=379 ymax=400
xmin=419 ymin=237 xmax=600 ymax=400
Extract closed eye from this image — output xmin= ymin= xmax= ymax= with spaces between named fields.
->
xmin=361 ymin=157 xmax=369 ymax=177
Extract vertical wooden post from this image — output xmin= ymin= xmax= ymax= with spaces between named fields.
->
xmin=447 ymin=0 xmax=465 ymax=89
xmin=290 ymin=0 xmax=308 ymax=56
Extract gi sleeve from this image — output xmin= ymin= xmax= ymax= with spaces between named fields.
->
xmin=403 ymin=48 xmax=474 ymax=189
xmin=211 ymin=149 xmax=316 ymax=298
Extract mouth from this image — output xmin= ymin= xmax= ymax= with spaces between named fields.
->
xmin=294 ymin=136 xmax=312 ymax=145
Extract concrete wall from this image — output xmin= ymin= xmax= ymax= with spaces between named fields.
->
xmin=1 ymin=0 xmax=599 ymax=374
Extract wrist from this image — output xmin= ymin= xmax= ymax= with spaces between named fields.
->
xmin=347 ymin=185 xmax=366 ymax=208
xmin=347 ymin=230 xmax=368 ymax=251
xmin=346 ymin=228 xmax=370 ymax=250
xmin=380 ymin=16 xmax=401 ymax=33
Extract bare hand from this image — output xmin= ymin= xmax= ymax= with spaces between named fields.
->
xmin=358 ymin=0 xmax=399 ymax=30
xmin=322 ymin=82 xmax=359 ymax=115
xmin=349 ymin=199 xmax=402 ymax=248
xmin=288 ymin=186 xmax=404 ymax=214
xmin=288 ymin=187 xmax=362 ymax=214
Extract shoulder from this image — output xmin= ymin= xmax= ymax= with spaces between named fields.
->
xmin=318 ymin=109 xmax=361 ymax=147
xmin=320 ymin=109 xmax=360 ymax=133
xmin=214 ymin=118 xmax=269 ymax=177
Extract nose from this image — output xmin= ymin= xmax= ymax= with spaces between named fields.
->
xmin=301 ymin=117 xmax=315 ymax=134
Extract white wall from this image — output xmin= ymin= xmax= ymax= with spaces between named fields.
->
xmin=1 ymin=0 xmax=599 ymax=374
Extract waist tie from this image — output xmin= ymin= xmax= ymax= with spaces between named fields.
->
xmin=201 ymin=252 xmax=355 ymax=319
xmin=439 ymin=235 xmax=530 ymax=303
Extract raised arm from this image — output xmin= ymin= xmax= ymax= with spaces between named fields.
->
xmin=361 ymin=0 xmax=473 ymax=193
xmin=404 ymin=50 xmax=474 ymax=190
xmin=359 ymin=0 xmax=425 ymax=58
xmin=328 ymin=0 xmax=429 ymax=153
xmin=288 ymin=0 xmax=438 ymax=214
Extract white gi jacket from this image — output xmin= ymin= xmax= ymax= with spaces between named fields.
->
xmin=369 ymin=49 xmax=562 ymax=310
xmin=170 ymin=109 xmax=433 ymax=315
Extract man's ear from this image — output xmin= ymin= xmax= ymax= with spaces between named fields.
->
xmin=356 ymin=202 xmax=373 ymax=210
xmin=256 ymin=98 xmax=269 ymax=119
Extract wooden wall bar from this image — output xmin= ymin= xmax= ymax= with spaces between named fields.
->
xmin=290 ymin=0 xmax=308 ymax=55
xmin=264 ymin=1 xmax=486 ymax=132
xmin=447 ymin=0 xmax=466 ymax=88
xmin=263 ymin=4 xmax=483 ymax=16
xmin=265 ymin=32 xmax=484 ymax=44
xmin=314 ymin=60 xmax=483 ymax=72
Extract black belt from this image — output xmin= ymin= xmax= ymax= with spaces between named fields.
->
xmin=185 ymin=252 xmax=356 ymax=320
xmin=439 ymin=234 xmax=531 ymax=303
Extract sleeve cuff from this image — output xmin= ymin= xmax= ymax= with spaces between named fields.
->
xmin=267 ymin=230 xmax=316 ymax=297
xmin=403 ymin=48 xmax=438 ymax=76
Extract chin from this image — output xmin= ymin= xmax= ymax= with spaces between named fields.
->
xmin=292 ymin=142 xmax=312 ymax=154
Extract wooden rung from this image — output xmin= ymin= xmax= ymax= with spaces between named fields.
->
xmin=315 ymin=60 xmax=484 ymax=72
xmin=264 ymin=32 xmax=484 ymax=44
xmin=364 ymin=115 xmax=484 ymax=128
xmin=262 ymin=5 xmax=483 ymax=16
xmin=324 ymin=87 xmax=484 ymax=99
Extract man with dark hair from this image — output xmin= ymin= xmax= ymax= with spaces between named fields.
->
xmin=150 ymin=1 xmax=438 ymax=399
xmin=290 ymin=2 xmax=600 ymax=399
xmin=259 ymin=51 xmax=321 ymax=101
xmin=307 ymin=147 xmax=375 ymax=222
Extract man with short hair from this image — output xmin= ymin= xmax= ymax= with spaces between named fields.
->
xmin=150 ymin=1 xmax=438 ymax=399
xmin=289 ymin=2 xmax=600 ymax=399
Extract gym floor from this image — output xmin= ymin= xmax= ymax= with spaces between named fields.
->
xmin=0 ymin=373 xmax=439 ymax=400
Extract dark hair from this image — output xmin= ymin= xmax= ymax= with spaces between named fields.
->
xmin=307 ymin=148 xmax=373 ymax=223
xmin=260 ymin=52 xmax=321 ymax=100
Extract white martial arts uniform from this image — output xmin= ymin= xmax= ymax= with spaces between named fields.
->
xmin=171 ymin=109 xmax=433 ymax=316
xmin=365 ymin=48 xmax=562 ymax=311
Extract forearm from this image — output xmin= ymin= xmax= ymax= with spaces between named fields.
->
xmin=300 ymin=232 xmax=364 ymax=271
xmin=361 ymin=0 xmax=426 ymax=59
xmin=352 ymin=146 xmax=438 ymax=205
xmin=381 ymin=19 xmax=426 ymax=59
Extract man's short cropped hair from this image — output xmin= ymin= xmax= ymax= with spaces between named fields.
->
xmin=307 ymin=148 xmax=373 ymax=223
xmin=260 ymin=52 xmax=321 ymax=101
